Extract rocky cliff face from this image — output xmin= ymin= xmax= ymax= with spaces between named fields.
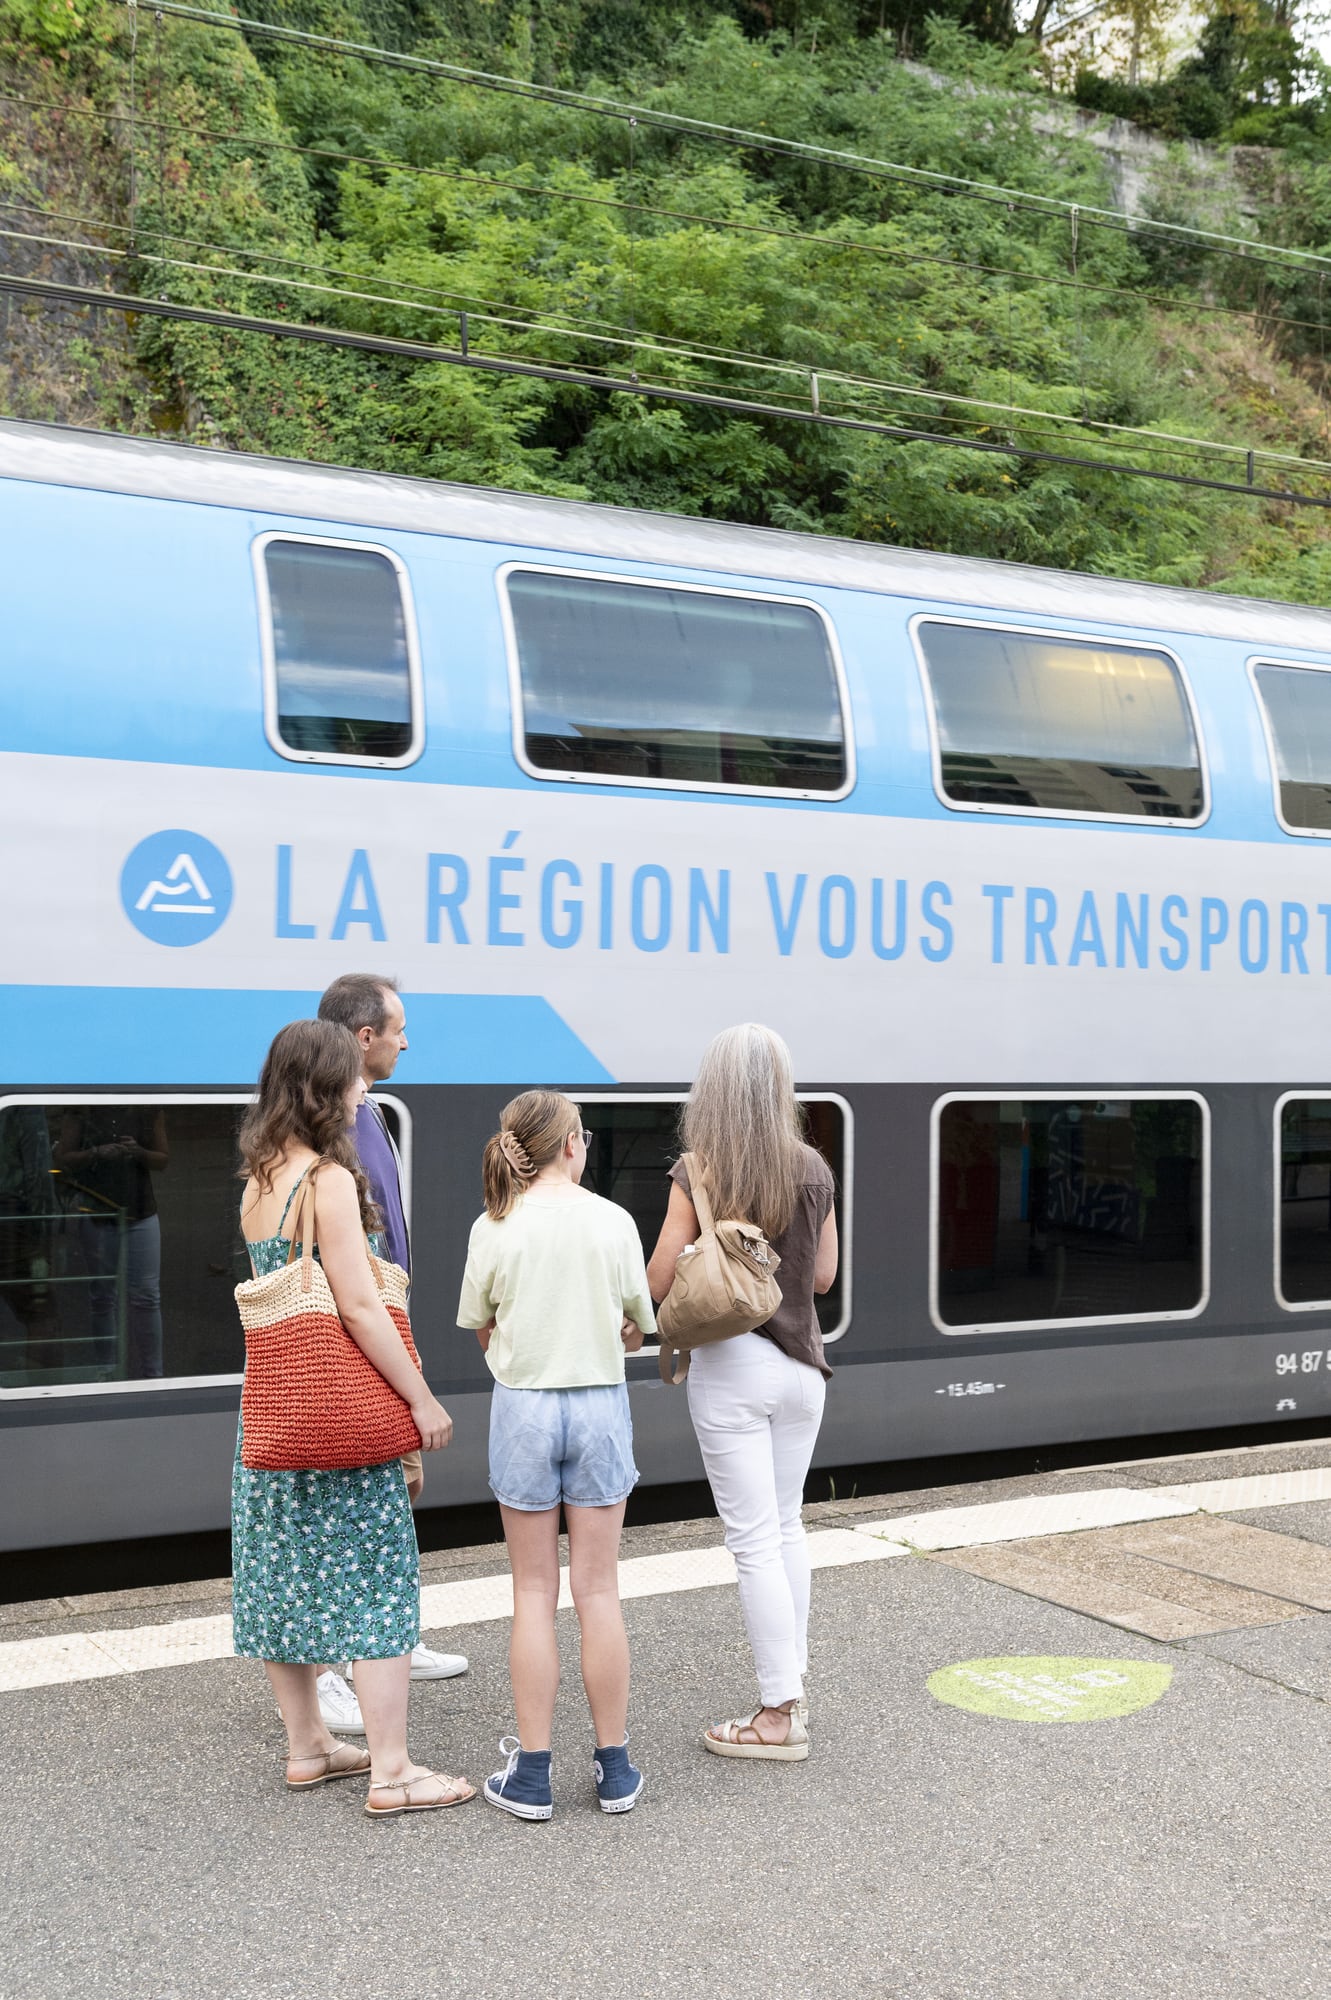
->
xmin=1034 ymin=101 xmax=1261 ymax=230
xmin=906 ymin=58 xmax=1267 ymax=233
xmin=0 ymin=67 xmax=150 ymax=430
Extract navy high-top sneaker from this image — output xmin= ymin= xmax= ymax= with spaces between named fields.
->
xmin=484 ymin=1737 xmax=553 ymax=1820
xmin=593 ymin=1739 xmax=644 ymax=1814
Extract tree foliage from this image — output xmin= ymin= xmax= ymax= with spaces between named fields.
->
xmin=1073 ymin=0 xmax=1329 ymax=142
xmin=5 ymin=0 xmax=1331 ymax=600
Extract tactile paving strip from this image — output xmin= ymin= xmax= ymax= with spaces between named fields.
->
xmin=1103 ymin=1515 xmax=1331 ymax=1612
xmin=930 ymin=1532 xmax=1311 ymax=1641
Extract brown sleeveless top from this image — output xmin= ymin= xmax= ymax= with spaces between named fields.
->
xmin=668 ymin=1144 xmax=835 ymax=1378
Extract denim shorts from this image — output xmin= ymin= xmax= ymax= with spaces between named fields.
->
xmin=488 ymin=1381 xmax=639 ymax=1512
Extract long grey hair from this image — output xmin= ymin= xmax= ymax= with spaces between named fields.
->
xmin=680 ymin=1023 xmax=806 ymax=1240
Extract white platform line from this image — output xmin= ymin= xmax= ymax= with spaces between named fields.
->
xmin=852 ymin=1466 xmax=1331 ymax=1553
xmin=1165 ymin=1468 xmax=1331 ymax=1514
xmin=853 ymin=1488 xmax=1198 ymax=1552
xmin=0 ymin=1530 xmax=903 ymax=1694
xmin=4 ymin=1470 xmax=1328 ymax=1696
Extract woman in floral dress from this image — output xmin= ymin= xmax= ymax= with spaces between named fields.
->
xmin=234 ymin=1018 xmax=473 ymax=1815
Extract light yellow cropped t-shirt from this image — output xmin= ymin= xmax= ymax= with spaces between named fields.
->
xmin=456 ymin=1191 xmax=657 ymax=1391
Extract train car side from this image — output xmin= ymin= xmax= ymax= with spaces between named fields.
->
xmin=4 ymin=421 xmax=1331 ymax=1551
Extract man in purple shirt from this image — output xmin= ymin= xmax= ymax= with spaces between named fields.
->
xmin=308 ymin=972 xmax=468 ymax=1731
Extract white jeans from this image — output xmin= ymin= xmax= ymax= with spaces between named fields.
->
xmin=687 ymin=1332 xmax=827 ymax=1708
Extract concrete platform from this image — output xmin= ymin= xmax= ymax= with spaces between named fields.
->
xmin=8 ymin=1440 xmax=1331 ymax=2000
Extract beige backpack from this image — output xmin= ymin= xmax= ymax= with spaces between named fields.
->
xmin=657 ymin=1156 xmax=783 ymax=1385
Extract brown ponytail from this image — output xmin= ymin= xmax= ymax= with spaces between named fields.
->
xmin=482 ymin=1088 xmax=581 ymax=1220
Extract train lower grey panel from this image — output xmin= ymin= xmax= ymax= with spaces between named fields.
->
xmin=817 ymin=1328 xmax=1331 ymax=1463
xmin=4 ymin=1328 xmax=1326 ymax=1551
xmin=2 ymin=1408 xmax=242 ymax=1551
xmin=0 ymin=1389 xmax=704 ymax=1551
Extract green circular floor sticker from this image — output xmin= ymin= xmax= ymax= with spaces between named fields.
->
xmin=928 ymin=1656 xmax=1173 ymax=1723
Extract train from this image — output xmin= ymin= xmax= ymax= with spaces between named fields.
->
xmin=4 ymin=415 xmax=1331 ymax=1554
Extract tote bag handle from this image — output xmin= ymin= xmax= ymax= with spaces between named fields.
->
xmin=283 ymin=1164 xmax=386 ymax=1295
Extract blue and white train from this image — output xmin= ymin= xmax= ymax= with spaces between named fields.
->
xmin=5 ymin=417 xmax=1331 ymax=1555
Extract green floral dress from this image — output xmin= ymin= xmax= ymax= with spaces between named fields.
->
xmin=231 ymin=1171 xmax=421 ymax=1665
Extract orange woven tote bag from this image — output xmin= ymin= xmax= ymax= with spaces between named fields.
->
xmin=235 ymin=1169 xmax=423 ymax=1472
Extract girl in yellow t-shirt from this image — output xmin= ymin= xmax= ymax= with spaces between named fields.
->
xmin=456 ymin=1088 xmax=655 ymax=1821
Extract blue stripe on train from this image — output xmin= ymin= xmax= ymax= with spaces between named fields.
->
xmin=0 ymin=987 xmax=615 ymax=1086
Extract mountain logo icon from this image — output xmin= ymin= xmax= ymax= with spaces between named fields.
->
xmin=121 ymin=830 xmax=233 ymax=947
xmin=134 ymin=852 xmax=216 ymax=917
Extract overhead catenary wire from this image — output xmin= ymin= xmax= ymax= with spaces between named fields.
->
xmin=0 ymin=88 xmax=1255 ymax=327
xmin=6 ymin=87 xmax=1331 ymax=376
xmin=8 ymin=211 xmax=1327 ymax=475
xmin=9 ymin=69 xmax=1329 ymax=470
xmin=0 ymin=187 xmax=703 ymax=344
xmin=102 ymin=252 xmax=1331 ymax=471
xmin=36 ymin=0 xmax=1331 ymax=454
xmin=16 ymin=10 xmax=1331 ymax=503
xmin=134 ymin=0 xmax=1331 ymax=280
xmin=10 ymin=267 xmax=1331 ymax=513
xmin=0 ymin=219 xmax=1207 ymax=456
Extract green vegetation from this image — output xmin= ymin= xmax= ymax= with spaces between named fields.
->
xmin=5 ymin=0 xmax=1331 ymax=598
xmin=1072 ymin=2 xmax=1323 ymax=147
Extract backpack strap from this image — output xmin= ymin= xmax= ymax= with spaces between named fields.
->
xmin=685 ymin=1158 xmax=717 ymax=1237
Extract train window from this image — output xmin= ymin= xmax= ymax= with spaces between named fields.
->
xmin=502 ymin=568 xmax=850 ymax=796
xmin=256 ymin=535 xmax=422 ymax=766
xmin=914 ymin=619 xmax=1205 ymax=821
xmin=0 ymin=1094 xmax=410 ymax=1396
xmin=1252 ymin=663 xmax=1331 ymax=833
xmin=1277 ymin=1097 xmax=1331 ymax=1305
xmin=933 ymin=1095 xmax=1207 ymax=1334
xmin=578 ymin=1094 xmax=850 ymax=1340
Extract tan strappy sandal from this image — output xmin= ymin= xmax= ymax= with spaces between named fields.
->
xmin=704 ymin=1705 xmax=810 ymax=1762
xmin=364 ymin=1770 xmax=476 ymax=1817
xmin=285 ymin=1743 xmax=372 ymax=1790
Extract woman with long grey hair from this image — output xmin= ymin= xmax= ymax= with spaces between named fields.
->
xmin=647 ymin=1024 xmax=838 ymax=1760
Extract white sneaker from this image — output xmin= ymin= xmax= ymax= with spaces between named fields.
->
xmin=317 ymin=1670 xmax=365 ymax=1733
xmin=409 ymin=1643 xmax=469 ymax=1681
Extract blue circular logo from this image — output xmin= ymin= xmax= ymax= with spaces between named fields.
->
xmin=120 ymin=830 xmax=233 ymax=947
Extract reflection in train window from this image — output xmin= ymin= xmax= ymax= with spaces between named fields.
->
xmin=1278 ymin=1098 xmax=1331 ymax=1303
xmin=915 ymin=621 xmax=1205 ymax=820
xmin=1252 ymin=664 xmax=1331 ymax=832
xmin=0 ymin=1096 xmax=411 ymax=1395
xmin=504 ymin=569 xmax=849 ymax=794
xmin=0 ymin=1099 xmax=251 ymax=1392
xmin=259 ymin=537 xmax=419 ymax=763
xmin=934 ymin=1097 xmax=1206 ymax=1331
xmin=579 ymin=1096 xmax=848 ymax=1339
